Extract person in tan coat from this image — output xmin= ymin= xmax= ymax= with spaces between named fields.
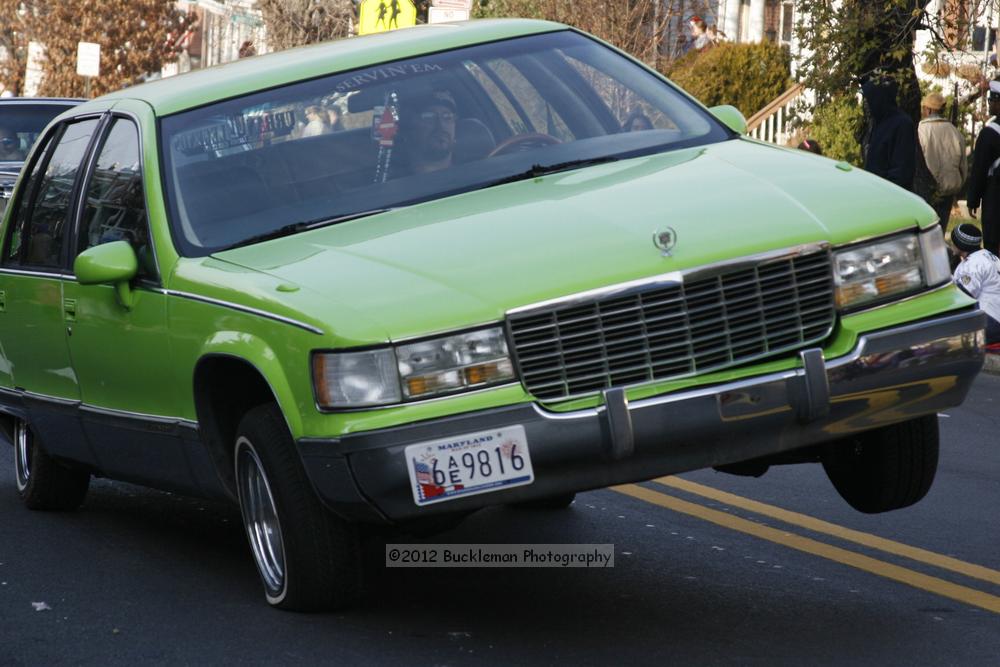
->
xmin=918 ymin=92 xmax=967 ymax=230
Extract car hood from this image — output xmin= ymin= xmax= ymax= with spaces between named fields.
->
xmin=212 ymin=138 xmax=934 ymax=342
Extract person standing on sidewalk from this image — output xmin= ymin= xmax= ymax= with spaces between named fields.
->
xmin=860 ymin=76 xmax=915 ymax=191
xmin=918 ymin=92 xmax=967 ymax=231
xmin=966 ymin=80 xmax=1000 ymax=253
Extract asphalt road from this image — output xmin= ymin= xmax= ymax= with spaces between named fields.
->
xmin=1 ymin=375 xmax=998 ymax=666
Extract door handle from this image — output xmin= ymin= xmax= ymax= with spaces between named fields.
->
xmin=63 ymin=298 xmax=76 ymax=322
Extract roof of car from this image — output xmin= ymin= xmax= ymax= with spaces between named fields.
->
xmin=96 ymin=19 xmax=566 ymax=117
xmin=0 ymin=98 xmax=84 ymax=105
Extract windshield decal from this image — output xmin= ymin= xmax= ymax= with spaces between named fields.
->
xmin=334 ymin=63 xmax=443 ymax=93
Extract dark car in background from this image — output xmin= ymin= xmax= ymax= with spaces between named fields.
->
xmin=0 ymin=98 xmax=82 ymax=214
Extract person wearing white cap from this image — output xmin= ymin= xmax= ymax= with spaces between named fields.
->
xmin=918 ymin=91 xmax=966 ymax=231
xmin=951 ymin=222 xmax=1000 ymax=343
xmin=966 ymin=78 xmax=1000 ymax=253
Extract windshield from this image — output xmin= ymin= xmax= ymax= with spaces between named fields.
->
xmin=160 ymin=30 xmax=730 ymax=256
xmin=0 ymin=103 xmax=77 ymax=164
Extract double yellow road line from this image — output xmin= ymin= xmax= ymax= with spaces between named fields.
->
xmin=613 ymin=478 xmax=1000 ymax=614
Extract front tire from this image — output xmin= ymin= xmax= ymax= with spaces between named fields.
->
xmin=234 ymin=404 xmax=362 ymax=611
xmin=822 ymin=415 xmax=939 ymax=514
xmin=14 ymin=419 xmax=89 ymax=511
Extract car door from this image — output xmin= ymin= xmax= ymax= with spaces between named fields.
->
xmin=62 ymin=113 xmax=197 ymax=492
xmin=0 ymin=116 xmax=103 ymax=464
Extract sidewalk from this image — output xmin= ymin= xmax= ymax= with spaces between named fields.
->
xmin=984 ymin=351 xmax=1000 ymax=375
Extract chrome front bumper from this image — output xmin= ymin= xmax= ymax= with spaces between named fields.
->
xmin=300 ymin=308 xmax=985 ymax=523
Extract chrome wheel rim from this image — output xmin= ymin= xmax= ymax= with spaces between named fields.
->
xmin=14 ymin=420 xmax=31 ymax=492
xmin=235 ymin=438 xmax=286 ymax=596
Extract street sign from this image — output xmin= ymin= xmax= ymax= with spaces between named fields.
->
xmin=23 ymin=41 xmax=45 ymax=97
xmin=431 ymin=0 xmax=472 ymax=9
xmin=428 ymin=7 xmax=470 ymax=23
xmin=76 ymin=41 xmax=101 ymax=78
xmin=358 ymin=0 xmax=417 ymax=36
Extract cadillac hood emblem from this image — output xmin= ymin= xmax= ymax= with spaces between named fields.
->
xmin=653 ymin=227 xmax=677 ymax=256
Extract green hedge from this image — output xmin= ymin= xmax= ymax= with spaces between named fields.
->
xmin=805 ymin=95 xmax=864 ymax=165
xmin=663 ymin=42 xmax=791 ymax=119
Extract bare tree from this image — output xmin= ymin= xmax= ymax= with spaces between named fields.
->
xmin=477 ymin=0 xmax=670 ymax=66
xmin=257 ymin=0 xmax=355 ymax=51
xmin=0 ymin=0 xmax=31 ymax=95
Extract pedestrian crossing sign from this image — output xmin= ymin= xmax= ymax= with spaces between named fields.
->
xmin=358 ymin=0 xmax=417 ymax=35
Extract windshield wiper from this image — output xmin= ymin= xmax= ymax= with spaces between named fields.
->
xmin=487 ymin=156 xmax=620 ymax=187
xmin=227 ymin=208 xmax=392 ymax=250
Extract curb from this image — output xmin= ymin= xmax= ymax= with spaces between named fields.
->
xmin=984 ymin=353 xmax=1000 ymax=375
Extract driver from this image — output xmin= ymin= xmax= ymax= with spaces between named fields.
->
xmin=402 ymin=90 xmax=457 ymax=174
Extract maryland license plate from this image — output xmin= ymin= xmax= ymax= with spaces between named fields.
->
xmin=405 ymin=425 xmax=534 ymax=506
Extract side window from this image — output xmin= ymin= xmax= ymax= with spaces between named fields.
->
xmin=2 ymin=130 xmax=56 ymax=264
xmin=4 ymin=119 xmax=99 ymax=269
xmin=78 ymin=118 xmax=156 ymax=281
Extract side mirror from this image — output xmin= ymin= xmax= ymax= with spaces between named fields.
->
xmin=74 ymin=241 xmax=138 ymax=309
xmin=708 ymin=105 xmax=748 ymax=135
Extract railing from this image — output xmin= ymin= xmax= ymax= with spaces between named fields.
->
xmin=746 ymin=83 xmax=806 ymax=145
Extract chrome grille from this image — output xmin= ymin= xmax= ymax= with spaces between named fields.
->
xmin=507 ymin=250 xmax=836 ymax=401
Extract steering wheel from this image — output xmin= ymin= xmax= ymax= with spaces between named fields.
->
xmin=488 ymin=132 xmax=561 ymax=157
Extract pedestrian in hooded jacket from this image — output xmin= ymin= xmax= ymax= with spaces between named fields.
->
xmin=966 ymin=79 xmax=1000 ymax=254
xmin=861 ymin=76 xmax=916 ymax=191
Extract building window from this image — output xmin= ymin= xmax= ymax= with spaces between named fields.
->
xmin=781 ymin=2 xmax=794 ymax=45
xmin=764 ymin=0 xmax=780 ymax=43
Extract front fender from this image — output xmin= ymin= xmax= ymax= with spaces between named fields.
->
xmin=197 ymin=330 xmax=305 ymax=438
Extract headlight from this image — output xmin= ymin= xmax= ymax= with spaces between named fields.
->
xmin=313 ymin=326 xmax=515 ymax=408
xmin=396 ymin=327 xmax=515 ymax=400
xmin=833 ymin=229 xmax=947 ymax=311
xmin=918 ymin=225 xmax=952 ymax=287
xmin=313 ymin=348 xmax=401 ymax=408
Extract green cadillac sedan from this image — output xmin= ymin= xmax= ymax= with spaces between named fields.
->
xmin=0 ymin=19 xmax=984 ymax=610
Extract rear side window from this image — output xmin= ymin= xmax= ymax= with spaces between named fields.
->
xmin=3 ymin=118 xmax=99 ymax=269
xmin=2 ymin=131 xmax=54 ymax=264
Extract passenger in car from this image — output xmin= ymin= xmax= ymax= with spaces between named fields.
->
xmin=301 ymin=105 xmax=331 ymax=138
xmin=326 ymin=105 xmax=344 ymax=132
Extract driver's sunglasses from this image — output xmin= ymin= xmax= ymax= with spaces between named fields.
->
xmin=418 ymin=110 xmax=456 ymax=125
xmin=0 ymin=137 xmax=17 ymax=148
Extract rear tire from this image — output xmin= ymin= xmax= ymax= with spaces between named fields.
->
xmin=234 ymin=403 xmax=363 ymax=611
xmin=512 ymin=492 xmax=576 ymax=510
xmin=822 ymin=415 xmax=939 ymax=514
xmin=14 ymin=419 xmax=89 ymax=511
